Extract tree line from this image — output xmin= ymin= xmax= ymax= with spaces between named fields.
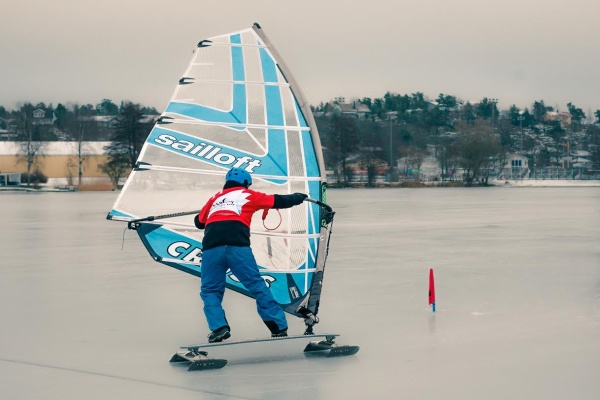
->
xmin=315 ymin=93 xmax=600 ymax=186
xmin=2 ymin=94 xmax=599 ymax=187
xmin=0 ymin=99 xmax=157 ymax=186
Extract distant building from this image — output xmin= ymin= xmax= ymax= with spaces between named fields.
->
xmin=0 ymin=141 xmax=114 ymax=189
xmin=559 ymin=154 xmax=593 ymax=169
xmin=32 ymin=108 xmax=54 ymax=125
xmin=498 ymin=153 xmax=530 ymax=179
xmin=543 ymin=111 xmax=571 ymax=126
xmin=0 ymin=127 xmax=16 ymax=141
xmin=424 ymin=101 xmax=438 ymax=111
xmin=0 ymin=172 xmax=20 ymax=186
xmin=324 ymin=100 xmax=371 ymax=119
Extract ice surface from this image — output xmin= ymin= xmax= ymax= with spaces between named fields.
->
xmin=0 ymin=188 xmax=599 ymax=399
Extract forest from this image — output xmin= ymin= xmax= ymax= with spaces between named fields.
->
xmin=2 ymin=94 xmax=599 ymax=187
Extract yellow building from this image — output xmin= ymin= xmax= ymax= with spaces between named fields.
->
xmin=0 ymin=141 xmax=115 ymax=190
xmin=543 ymin=111 xmax=572 ymax=126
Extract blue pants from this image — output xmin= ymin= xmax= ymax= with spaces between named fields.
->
xmin=200 ymin=245 xmax=288 ymax=333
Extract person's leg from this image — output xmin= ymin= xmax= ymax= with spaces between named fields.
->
xmin=227 ymin=246 xmax=288 ymax=333
xmin=200 ymin=246 xmax=230 ymax=332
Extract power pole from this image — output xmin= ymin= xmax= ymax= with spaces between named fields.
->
xmin=518 ymin=112 xmax=524 ymax=154
xmin=490 ymin=98 xmax=498 ymax=131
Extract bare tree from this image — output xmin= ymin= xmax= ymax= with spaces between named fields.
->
xmin=358 ymin=118 xmax=383 ymax=187
xmin=65 ymin=157 xmax=77 ymax=185
xmin=15 ymin=109 xmax=46 ymax=186
xmin=74 ymin=121 xmax=90 ymax=186
xmin=100 ymin=155 xmax=129 ymax=190
xmin=432 ymin=130 xmax=458 ymax=184
xmin=318 ymin=113 xmax=360 ymax=186
xmin=587 ymin=124 xmax=600 ymax=165
xmin=403 ymin=146 xmax=427 ymax=179
xmin=453 ymin=119 xmax=502 ymax=186
xmin=104 ymin=102 xmax=148 ymax=168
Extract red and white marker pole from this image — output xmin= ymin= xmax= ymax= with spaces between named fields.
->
xmin=429 ymin=268 xmax=436 ymax=312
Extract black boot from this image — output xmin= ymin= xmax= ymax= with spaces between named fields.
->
xmin=264 ymin=320 xmax=288 ymax=338
xmin=207 ymin=325 xmax=231 ymax=343
xmin=271 ymin=328 xmax=288 ymax=338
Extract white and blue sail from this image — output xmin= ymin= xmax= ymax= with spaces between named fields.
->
xmin=107 ymin=23 xmax=332 ymax=326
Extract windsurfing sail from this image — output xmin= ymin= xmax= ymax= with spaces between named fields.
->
xmin=106 ymin=23 xmax=333 ymax=332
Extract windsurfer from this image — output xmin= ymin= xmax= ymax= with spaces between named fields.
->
xmin=194 ymin=167 xmax=307 ymax=342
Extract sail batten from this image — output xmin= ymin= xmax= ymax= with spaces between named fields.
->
xmin=108 ymin=24 xmax=332 ymax=320
xmin=157 ymin=118 xmax=307 ymax=130
xmin=131 ymin=164 xmax=321 ymax=182
xmin=176 ymin=79 xmax=291 ymax=86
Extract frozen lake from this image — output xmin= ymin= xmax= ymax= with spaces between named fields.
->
xmin=1 ymin=187 xmax=599 ymax=399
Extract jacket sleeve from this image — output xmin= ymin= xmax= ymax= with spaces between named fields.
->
xmin=194 ymin=214 xmax=205 ymax=229
xmin=195 ymin=197 xmax=212 ymax=229
xmin=273 ymin=193 xmax=307 ymax=209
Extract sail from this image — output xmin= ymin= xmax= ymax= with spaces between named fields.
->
xmin=107 ymin=23 xmax=332 ymax=322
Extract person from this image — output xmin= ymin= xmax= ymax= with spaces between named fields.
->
xmin=194 ymin=167 xmax=307 ymax=343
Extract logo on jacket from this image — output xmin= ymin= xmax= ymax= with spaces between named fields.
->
xmin=208 ymin=190 xmax=249 ymax=216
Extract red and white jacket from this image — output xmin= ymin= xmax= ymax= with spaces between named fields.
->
xmin=198 ymin=187 xmax=275 ymax=229
xmin=195 ymin=185 xmax=305 ymax=250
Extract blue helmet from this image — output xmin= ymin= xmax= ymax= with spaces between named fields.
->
xmin=225 ymin=167 xmax=252 ymax=187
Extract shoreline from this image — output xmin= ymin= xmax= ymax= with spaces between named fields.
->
xmin=488 ymin=178 xmax=600 ymax=187
xmin=3 ymin=179 xmax=599 ymax=192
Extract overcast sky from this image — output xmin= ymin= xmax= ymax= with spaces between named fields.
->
xmin=2 ymin=0 xmax=599 ymax=115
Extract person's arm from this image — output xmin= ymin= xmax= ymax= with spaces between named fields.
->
xmin=194 ymin=214 xmax=205 ymax=229
xmin=272 ymin=193 xmax=307 ymax=209
xmin=194 ymin=197 xmax=212 ymax=229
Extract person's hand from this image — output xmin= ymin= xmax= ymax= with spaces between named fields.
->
xmin=292 ymin=193 xmax=308 ymax=204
